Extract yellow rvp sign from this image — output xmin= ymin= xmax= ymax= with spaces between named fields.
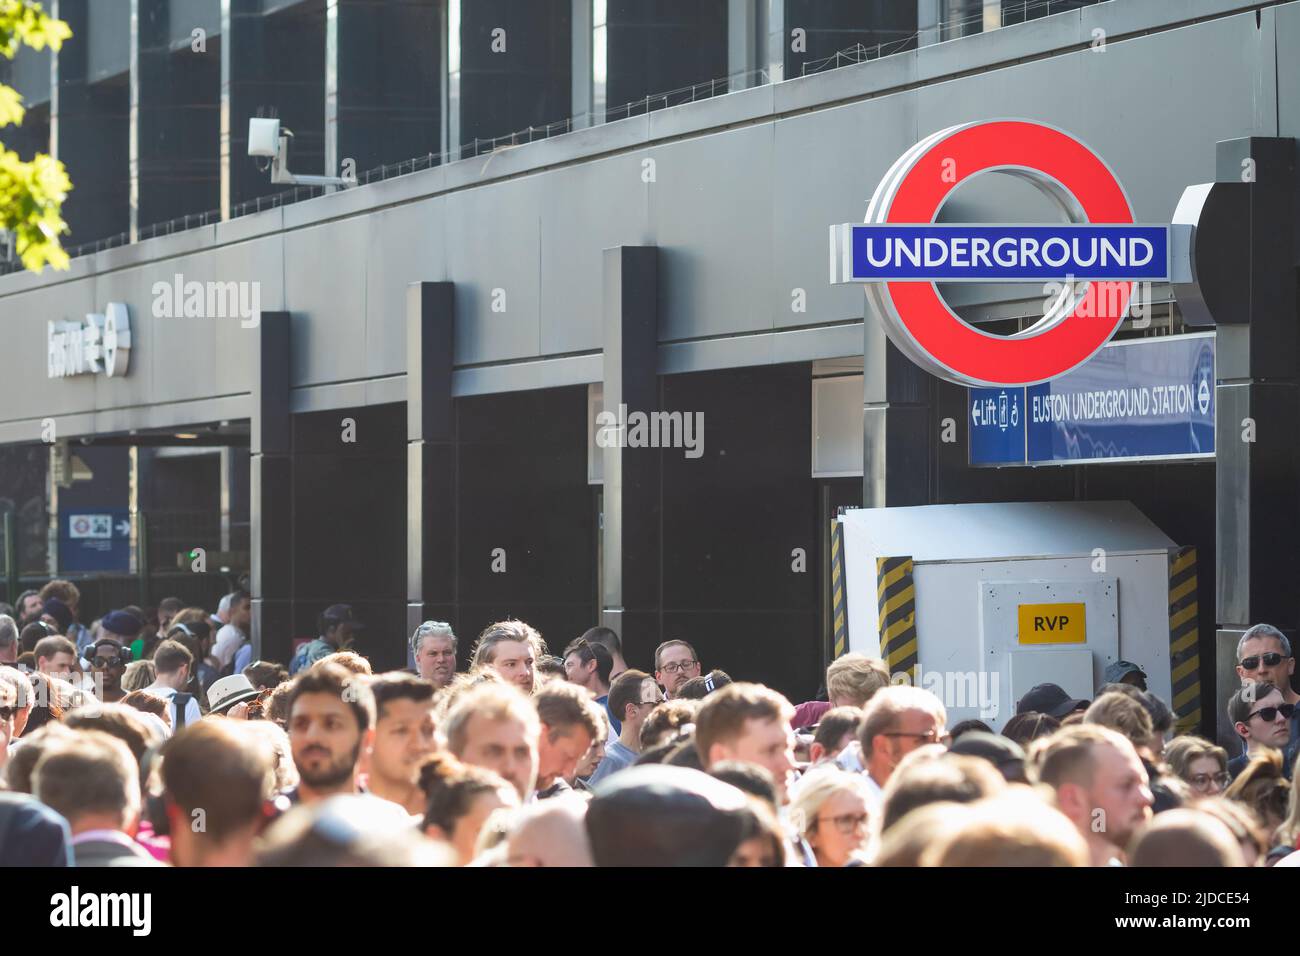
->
xmin=1018 ymin=602 xmax=1086 ymax=644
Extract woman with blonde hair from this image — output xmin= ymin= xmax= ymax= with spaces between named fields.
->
xmin=788 ymin=765 xmax=874 ymax=867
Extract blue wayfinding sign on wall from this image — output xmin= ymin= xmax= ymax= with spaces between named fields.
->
xmin=969 ymin=334 xmax=1215 ymax=466
xmin=59 ymin=509 xmax=132 ymax=572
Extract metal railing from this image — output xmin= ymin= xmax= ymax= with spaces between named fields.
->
xmin=0 ymin=0 xmax=1103 ymax=277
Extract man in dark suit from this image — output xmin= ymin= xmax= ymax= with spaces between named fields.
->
xmin=31 ymin=729 xmax=161 ymax=866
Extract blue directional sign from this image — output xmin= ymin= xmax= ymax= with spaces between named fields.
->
xmin=969 ymin=387 xmax=1026 ymax=466
xmin=59 ymin=509 xmax=132 ymax=572
xmin=969 ymin=334 xmax=1215 ymax=467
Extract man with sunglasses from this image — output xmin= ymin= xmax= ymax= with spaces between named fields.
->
xmin=87 ymin=637 xmax=132 ymax=703
xmin=1226 ymin=682 xmax=1294 ymax=781
xmin=1236 ymin=624 xmax=1299 ymax=705
xmin=1235 ymin=624 xmax=1300 ymax=774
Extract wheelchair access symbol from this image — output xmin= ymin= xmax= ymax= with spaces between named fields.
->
xmin=830 ymin=120 xmax=1175 ymax=388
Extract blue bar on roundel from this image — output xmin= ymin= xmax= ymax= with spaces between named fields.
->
xmin=849 ymin=224 xmax=1170 ymax=282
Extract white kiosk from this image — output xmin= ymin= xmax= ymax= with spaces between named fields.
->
xmin=838 ymin=501 xmax=1190 ymax=731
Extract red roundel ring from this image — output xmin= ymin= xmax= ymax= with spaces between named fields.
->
xmin=867 ymin=120 xmax=1136 ymax=387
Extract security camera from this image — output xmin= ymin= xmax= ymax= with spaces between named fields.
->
xmin=248 ymin=117 xmax=282 ymax=158
xmin=248 ymin=111 xmax=348 ymax=189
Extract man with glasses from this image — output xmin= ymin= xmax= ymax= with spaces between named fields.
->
xmin=855 ymin=686 xmax=948 ymax=808
xmin=590 ymin=669 xmax=660 ymax=784
xmin=654 ymin=639 xmax=701 ymax=700
xmin=1226 ymin=682 xmax=1294 ymax=781
xmin=411 ymin=621 xmax=458 ymax=689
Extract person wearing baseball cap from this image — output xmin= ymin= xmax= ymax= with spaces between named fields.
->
xmin=289 ymin=604 xmax=363 ymax=676
xmin=1102 ymin=660 xmax=1148 ymax=692
xmin=1015 ymin=683 xmax=1090 ymax=720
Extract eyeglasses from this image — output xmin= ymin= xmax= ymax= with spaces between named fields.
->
xmin=634 ymin=698 xmax=663 ymax=707
xmin=816 ymin=812 xmax=870 ymax=835
xmin=659 ymin=660 xmax=699 ymax=674
xmin=1189 ymin=772 xmax=1232 ymax=791
xmin=881 ymin=730 xmax=944 ymax=744
xmin=1248 ymin=703 xmax=1296 ymax=722
xmin=1239 ymin=652 xmax=1287 ymax=671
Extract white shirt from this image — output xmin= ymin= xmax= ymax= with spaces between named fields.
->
xmin=212 ymin=624 xmax=246 ymax=668
xmin=144 ymin=681 xmax=202 ymax=732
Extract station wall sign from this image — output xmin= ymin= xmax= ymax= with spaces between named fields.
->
xmin=969 ymin=333 xmax=1215 ymax=467
xmin=830 ymin=120 xmax=1188 ymax=388
xmin=59 ymin=509 xmax=132 ymax=572
xmin=48 ymin=302 xmax=132 ymax=379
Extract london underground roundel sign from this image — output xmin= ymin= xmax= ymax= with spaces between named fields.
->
xmin=829 ymin=120 xmax=1172 ymax=387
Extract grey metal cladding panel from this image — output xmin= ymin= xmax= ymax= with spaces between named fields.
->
xmin=204 ymin=236 xmax=283 ymax=394
xmin=444 ymin=179 xmax=542 ymax=367
xmin=770 ymin=96 xmax=916 ymax=331
xmin=169 ymin=0 xmax=221 ymax=46
xmin=538 ymin=156 xmax=650 ymax=356
xmin=284 ymin=218 xmax=368 ymax=386
xmin=649 ymin=123 xmax=775 ymax=342
xmin=365 ymin=198 xmax=447 ymax=378
xmin=0 ymin=281 xmax=98 ymax=428
xmin=13 ymin=45 xmax=51 ymax=105
xmin=1072 ymin=12 xmax=1271 ymax=213
xmin=1279 ymin=3 xmax=1300 ymax=142
xmin=88 ymin=0 xmax=131 ymax=82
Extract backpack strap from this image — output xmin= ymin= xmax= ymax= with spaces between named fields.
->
xmin=173 ymin=691 xmax=193 ymax=731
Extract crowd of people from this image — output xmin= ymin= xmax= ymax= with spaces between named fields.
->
xmin=1 ymin=580 xmax=1299 ymax=868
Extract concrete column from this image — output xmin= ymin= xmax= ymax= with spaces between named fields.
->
xmin=250 ymin=311 xmax=292 ymax=664
xmin=571 ymin=0 xmax=592 ymax=129
xmin=406 ymin=282 xmax=458 ymax=639
xmin=862 ymin=319 xmax=933 ymax=508
xmin=600 ymin=246 xmax=661 ymax=646
xmin=1213 ymin=136 xmax=1299 ymax=744
xmin=765 ymin=0 xmax=784 ymax=82
xmin=917 ymin=0 xmax=941 ymax=47
xmin=727 ymin=0 xmax=760 ymax=90
xmin=442 ymin=0 xmax=460 ymax=161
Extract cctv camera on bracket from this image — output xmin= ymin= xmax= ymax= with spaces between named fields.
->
xmin=247 ymin=116 xmax=347 ymax=188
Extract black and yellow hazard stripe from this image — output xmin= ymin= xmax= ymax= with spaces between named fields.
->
xmin=830 ymin=520 xmax=848 ymax=658
xmin=877 ymin=556 xmax=917 ymax=682
xmin=1168 ymin=546 xmax=1201 ymax=735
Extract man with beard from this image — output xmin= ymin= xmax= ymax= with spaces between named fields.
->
xmin=365 ymin=673 xmax=439 ymax=813
xmin=411 ymin=622 xmax=458 ymax=689
xmin=285 ymin=662 xmax=376 ymax=805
